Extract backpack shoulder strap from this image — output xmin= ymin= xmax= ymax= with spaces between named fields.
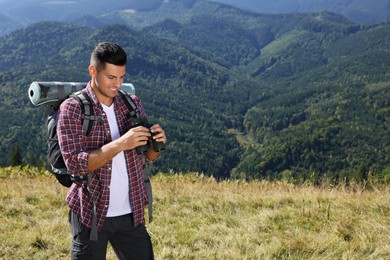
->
xmin=70 ymin=91 xmax=101 ymax=136
xmin=143 ymin=157 xmax=153 ymax=222
xmin=118 ymin=90 xmax=140 ymax=118
xmin=70 ymin=91 xmax=101 ymax=241
xmin=118 ymin=89 xmax=154 ymax=222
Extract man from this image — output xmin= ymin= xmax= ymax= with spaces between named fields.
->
xmin=57 ymin=42 xmax=166 ymax=259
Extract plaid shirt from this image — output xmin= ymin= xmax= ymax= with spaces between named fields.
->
xmin=57 ymin=83 xmax=149 ymax=231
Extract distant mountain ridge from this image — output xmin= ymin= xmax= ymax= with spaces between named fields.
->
xmin=0 ymin=0 xmax=160 ymax=23
xmin=0 ymin=0 xmax=389 ymax=36
xmin=210 ymin=0 xmax=390 ymax=24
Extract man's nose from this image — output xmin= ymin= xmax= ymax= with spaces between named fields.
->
xmin=115 ymin=78 xmax=123 ymax=87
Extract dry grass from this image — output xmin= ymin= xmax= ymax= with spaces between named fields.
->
xmin=1 ymin=167 xmax=390 ymax=259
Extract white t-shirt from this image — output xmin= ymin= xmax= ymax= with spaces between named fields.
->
xmin=102 ymin=103 xmax=132 ymax=217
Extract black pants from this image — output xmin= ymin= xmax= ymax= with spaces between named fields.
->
xmin=69 ymin=211 xmax=154 ymax=260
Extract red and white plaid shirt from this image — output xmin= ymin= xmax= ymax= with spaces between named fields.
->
xmin=57 ymin=83 xmax=149 ymax=231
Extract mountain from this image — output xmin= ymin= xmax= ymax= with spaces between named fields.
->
xmin=0 ymin=0 xmax=389 ymax=37
xmin=0 ymin=0 xmax=161 ymax=22
xmin=139 ymin=2 xmax=390 ymax=180
xmin=0 ymin=0 xmax=161 ymax=31
xmin=0 ymin=4 xmax=389 ymax=181
xmin=209 ymin=0 xmax=390 ymax=24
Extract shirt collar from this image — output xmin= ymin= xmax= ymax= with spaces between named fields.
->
xmin=85 ymin=81 xmax=120 ymax=109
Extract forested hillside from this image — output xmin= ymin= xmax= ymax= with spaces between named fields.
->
xmin=137 ymin=6 xmax=390 ymax=181
xmin=0 ymin=4 xmax=389 ymax=182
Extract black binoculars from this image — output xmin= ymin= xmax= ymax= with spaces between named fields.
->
xmin=131 ymin=118 xmax=165 ymax=155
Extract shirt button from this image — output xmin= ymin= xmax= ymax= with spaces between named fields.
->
xmin=105 ymin=205 xmax=108 ymax=208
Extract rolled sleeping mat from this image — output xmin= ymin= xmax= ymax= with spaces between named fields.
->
xmin=28 ymin=81 xmax=135 ymax=106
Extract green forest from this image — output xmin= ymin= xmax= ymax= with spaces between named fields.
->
xmin=0 ymin=2 xmax=389 ymax=183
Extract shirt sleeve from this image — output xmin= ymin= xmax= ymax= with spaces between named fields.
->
xmin=57 ymin=98 xmax=90 ymax=177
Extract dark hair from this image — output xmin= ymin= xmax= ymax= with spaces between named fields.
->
xmin=90 ymin=42 xmax=127 ymax=71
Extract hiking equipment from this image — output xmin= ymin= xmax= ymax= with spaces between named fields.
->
xmin=28 ymin=82 xmax=136 ymax=187
xmin=46 ymin=90 xmax=101 ymax=187
xmin=28 ymin=81 xmax=154 ymax=225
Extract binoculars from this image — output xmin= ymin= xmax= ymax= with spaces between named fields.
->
xmin=131 ymin=118 xmax=165 ymax=155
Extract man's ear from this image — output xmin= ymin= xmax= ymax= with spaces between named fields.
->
xmin=88 ymin=65 xmax=97 ymax=77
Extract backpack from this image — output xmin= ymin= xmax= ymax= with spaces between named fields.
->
xmin=30 ymin=82 xmax=154 ymax=223
xmin=46 ymin=90 xmax=99 ymax=187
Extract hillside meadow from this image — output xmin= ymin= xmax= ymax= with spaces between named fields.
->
xmin=1 ymin=167 xmax=389 ymax=259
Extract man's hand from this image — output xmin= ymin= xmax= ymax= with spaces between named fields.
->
xmin=149 ymin=124 xmax=167 ymax=144
xmin=145 ymin=124 xmax=167 ymax=162
xmin=87 ymin=126 xmax=150 ymax=172
xmin=120 ymin=126 xmax=151 ymax=151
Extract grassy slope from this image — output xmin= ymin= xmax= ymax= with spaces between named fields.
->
xmin=1 ymin=167 xmax=389 ymax=259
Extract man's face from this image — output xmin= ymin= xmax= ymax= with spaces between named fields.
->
xmin=89 ymin=63 xmax=126 ymax=106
